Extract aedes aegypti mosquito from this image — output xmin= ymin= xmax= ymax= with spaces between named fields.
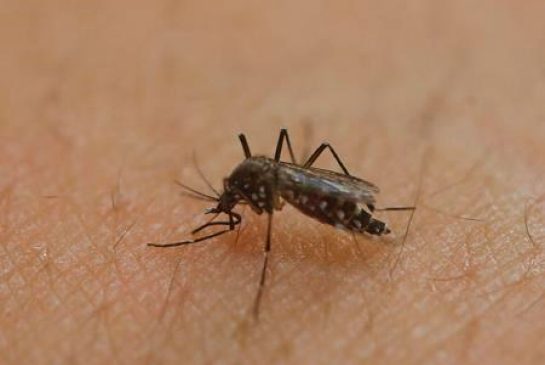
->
xmin=148 ymin=129 xmax=414 ymax=318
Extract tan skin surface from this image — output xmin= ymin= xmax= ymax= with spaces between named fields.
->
xmin=2 ymin=1 xmax=545 ymax=364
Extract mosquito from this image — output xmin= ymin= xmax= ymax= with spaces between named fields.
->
xmin=147 ymin=129 xmax=414 ymax=319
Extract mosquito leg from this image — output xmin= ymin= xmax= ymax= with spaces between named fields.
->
xmin=232 ymin=206 xmax=246 ymax=248
xmin=375 ymin=206 xmax=416 ymax=212
xmin=274 ymin=128 xmax=297 ymax=164
xmin=253 ymin=213 xmax=273 ymax=319
xmin=303 ymin=143 xmax=351 ymax=175
xmin=191 ymin=211 xmax=241 ymax=236
xmin=238 ymin=133 xmax=252 ymax=159
xmin=147 ymin=228 xmax=233 ymax=248
xmin=187 ymin=212 xmax=220 ymax=234
xmin=228 ymin=212 xmax=235 ymax=230
xmin=191 ymin=221 xmax=234 ymax=234
xmin=299 ymin=121 xmax=314 ymax=164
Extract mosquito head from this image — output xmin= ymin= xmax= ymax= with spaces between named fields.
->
xmin=214 ymin=179 xmax=242 ymax=214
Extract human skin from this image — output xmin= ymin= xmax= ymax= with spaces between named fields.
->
xmin=1 ymin=1 xmax=545 ymax=364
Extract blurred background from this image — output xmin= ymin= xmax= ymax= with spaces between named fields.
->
xmin=2 ymin=1 xmax=544 ymax=192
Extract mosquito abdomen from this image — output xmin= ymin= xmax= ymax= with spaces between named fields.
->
xmin=280 ymin=188 xmax=389 ymax=236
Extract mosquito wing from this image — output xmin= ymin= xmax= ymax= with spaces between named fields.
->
xmin=277 ymin=163 xmax=379 ymax=205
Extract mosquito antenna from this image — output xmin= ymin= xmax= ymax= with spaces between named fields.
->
xmin=238 ymin=133 xmax=252 ymax=159
xmin=180 ymin=191 xmax=217 ymax=202
xmin=174 ymin=180 xmax=218 ymax=201
xmin=191 ymin=212 xmax=221 ymax=234
xmin=147 ymin=228 xmax=233 ymax=248
xmin=192 ymin=152 xmax=220 ymax=197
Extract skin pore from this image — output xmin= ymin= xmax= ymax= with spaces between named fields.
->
xmin=2 ymin=1 xmax=545 ymax=364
